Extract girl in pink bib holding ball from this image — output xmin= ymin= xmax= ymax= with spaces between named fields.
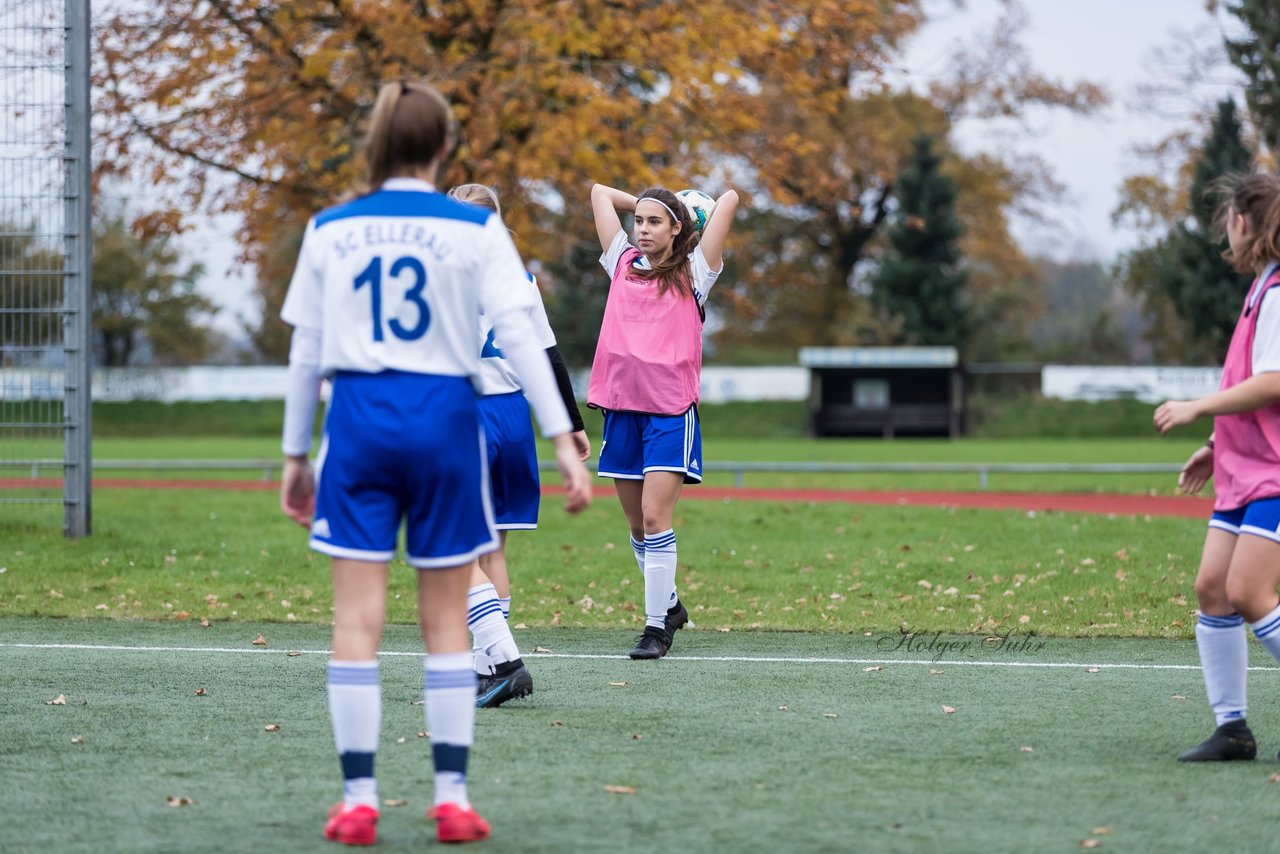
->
xmin=588 ymin=183 xmax=739 ymax=659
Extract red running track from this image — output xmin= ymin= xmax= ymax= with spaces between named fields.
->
xmin=1 ymin=478 xmax=1213 ymax=518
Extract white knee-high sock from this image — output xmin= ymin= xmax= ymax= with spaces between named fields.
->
xmin=1196 ymin=613 xmax=1248 ymax=726
xmin=1251 ymin=601 xmax=1280 ymax=665
xmin=328 ymin=660 xmax=380 ymax=809
xmin=633 ymin=534 xmax=678 ymax=609
xmin=425 ymin=652 xmax=477 ymax=809
xmin=644 ymin=529 xmax=677 ymax=629
xmin=498 ymin=596 xmax=511 ymax=620
xmin=468 ymin=582 xmax=519 ymax=673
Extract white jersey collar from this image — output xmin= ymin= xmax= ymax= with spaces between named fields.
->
xmin=381 ymin=177 xmax=436 ymax=192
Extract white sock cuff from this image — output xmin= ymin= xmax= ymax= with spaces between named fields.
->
xmin=644 ymin=529 xmax=676 ymax=551
xmin=1252 ymin=602 xmax=1280 ymax=640
xmin=425 ymin=651 xmax=474 ymax=674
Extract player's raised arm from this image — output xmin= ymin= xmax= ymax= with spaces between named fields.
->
xmin=697 ymin=189 xmax=739 ymax=273
xmin=591 ymin=183 xmax=637 ymax=253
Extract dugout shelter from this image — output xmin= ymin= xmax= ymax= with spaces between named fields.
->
xmin=799 ymin=346 xmax=964 ymax=438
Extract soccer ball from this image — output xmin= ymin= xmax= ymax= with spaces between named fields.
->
xmin=676 ymin=189 xmax=716 ymax=233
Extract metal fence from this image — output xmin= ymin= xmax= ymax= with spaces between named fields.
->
xmin=4 ymin=458 xmax=1185 ymax=491
xmin=0 ymin=0 xmax=92 ymax=536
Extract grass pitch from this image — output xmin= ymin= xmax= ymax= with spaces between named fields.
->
xmin=5 ymin=618 xmax=1280 ymax=853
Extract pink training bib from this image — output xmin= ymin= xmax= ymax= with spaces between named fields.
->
xmin=587 ymin=246 xmax=703 ymax=415
xmin=1213 ymin=264 xmax=1280 ymax=510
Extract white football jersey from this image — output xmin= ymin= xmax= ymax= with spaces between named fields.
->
xmin=281 ymin=178 xmax=536 ymax=381
xmin=476 ymin=272 xmax=557 ymax=396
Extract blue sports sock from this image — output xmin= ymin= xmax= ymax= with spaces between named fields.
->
xmin=425 ymin=652 xmax=476 ymax=808
xmin=328 ymin=660 xmax=380 ymax=809
xmin=1196 ymin=613 xmax=1247 ymax=726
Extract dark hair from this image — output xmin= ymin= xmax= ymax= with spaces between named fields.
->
xmin=447 ymin=183 xmax=500 ymax=215
xmin=1214 ymin=172 xmax=1280 ymax=274
xmin=634 ymin=187 xmax=700 ymax=299
xmin=363 ymin=80 xmax=456 ymax=188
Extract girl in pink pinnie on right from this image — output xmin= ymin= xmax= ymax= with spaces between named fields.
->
xmin=1154 ymin=172 xmax=1280 ymax=762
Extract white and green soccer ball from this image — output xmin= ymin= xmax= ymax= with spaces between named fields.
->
xmin=676 ymin=189 xmax=716 ymax=233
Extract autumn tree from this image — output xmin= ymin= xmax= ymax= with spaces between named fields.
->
xmin=868 ymin=135 xmax=970 ymax=350
xmin=92 ymin=213 xmax=216 ymax=366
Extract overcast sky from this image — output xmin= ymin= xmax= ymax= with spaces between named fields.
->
xmin=186 ymin=0 xmax=1245 ymax=336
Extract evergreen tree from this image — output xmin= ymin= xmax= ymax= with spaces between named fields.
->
xmin=1150 ymin=97 xmax=1253 ymax=361
xmin=1225 ymin=0 xmax=1280 ymax=153
xmin=869 ymin=134 xmax=970 ymax=350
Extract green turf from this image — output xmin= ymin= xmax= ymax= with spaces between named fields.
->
xmin=1 ymin=487 xmax=1206 ymax=638
xmin=3 ymin=618 xmax=1280 ymax=853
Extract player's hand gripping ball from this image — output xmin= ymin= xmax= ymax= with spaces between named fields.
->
xmin=677 ymin=189 xmax=716 ymax=233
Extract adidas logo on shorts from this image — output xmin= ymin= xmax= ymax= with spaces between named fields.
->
xmin=690 ymin=458 xmax=700 ymax=471
xmin=311 ymin=518 xmax=332 ymax=539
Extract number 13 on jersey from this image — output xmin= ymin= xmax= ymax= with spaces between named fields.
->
xmin=354 ymin=255 xmax=432 ymax=342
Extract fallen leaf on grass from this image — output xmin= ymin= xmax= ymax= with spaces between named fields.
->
xmin=396 ymin=737 xmax=406 ymax=744
xmin=928 ymin=669 xmax=944 ymax=675
xmin=609 ymin=682 xmax=629 ymax=687
xmin=823 ymin=713 xmax=838 ymax=719
xmin=632 ymin=733 xmax=643 ymax=740
xmin=513 ymin=623 xmax=528 ymax=630
xmin=264 ymin=724 xmax=280 ymax=732
xmin=383 ymin=799 xmax=407 ymax=807
xmin=417 ymin=732 xmax=429 ymax=738
xmin=287 ymin=652 xmax=302 ymax=658
xmin=550 ymin=721 xmax=563 ymax=727
xmin=194 ymin=688 xmax=207 ymax=697
xmin=604 ymin=785 xmax=635 ymax=795
xmin=46 ymin=694 xmax=66 ymax=705
xmin=1172 ymin=694 xmax=1187 ymax=700
xmin=717 ymin=627 xmax=731 ymax=633
xmin=942 ymin=705 xmax=956 ymax=714
xmin=778 ymin=705 xmax=788 ymax=711
xmin=1091 ymin=828 xmax=1111 ymax=836
xmin=166 ymin=796 xmax=195 ymax=807
xmin=531 ymin=646 xmax=552 ymax=653
xmin=1085 ymin=668 xmax=1101 ymax=674
xmin=410 ymin=700 xmax=424 ymax=706
xmin=1270 ymin=774 xmax=1280 ymax=783
xmin=1019 ymin=746 xmax=1034 ymax=753
xmin=94 ymin=604 xmax=108 ymax=611
xmin=863 ymin=666 xmax=882 ymax=672
xmin=70 ymin=736 xmax=84 ymax=745
xmin=1080 ymin=840 xmax=1101 ymax=849
xmin=252 ymin=634 xmax=267 ymax=646
xmin=199 ymin=618 xmax=210 ymax=628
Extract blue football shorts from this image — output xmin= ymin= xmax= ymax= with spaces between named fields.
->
xmin=310 ymin=370 xmax=497 ymax=568
xmin=597 ymin=406 xmax=702 ymax=484
xmin=478 ymin=391 xmax=540 ymax=530
xmin=1209 ymin=495 xmax=1280 ymax=544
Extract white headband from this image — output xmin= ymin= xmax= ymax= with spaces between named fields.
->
xmin=636 ymin=197 xmax=680 ymax=223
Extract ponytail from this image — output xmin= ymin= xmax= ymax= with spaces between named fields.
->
xmin=363 ymin=80 xmax=455 ymax=189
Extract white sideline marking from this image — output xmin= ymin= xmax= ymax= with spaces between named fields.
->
xmin=2 ymin=641 xmax=1277 ymax=671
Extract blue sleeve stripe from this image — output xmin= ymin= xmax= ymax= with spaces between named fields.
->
xmin=314 ymin=190 xmax=491 ymax=228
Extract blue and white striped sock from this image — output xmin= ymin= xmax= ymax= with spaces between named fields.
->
xmin=425 ymin=653 xmax=476 ymax=809
xmin=633 ymin=534 xmax=678 ymax=610
xmin=644 ymin=529 xmax=677 ymax=630
xmin=1251 ymin=601 xmax=1280 ymax=666
xmin=328 ymin=660 xmax=380 ymax=809
xmin=467 ymin=583 xmax=518 ymax=673
xmin=498 ymin=596 xmax=511 ymax=621
xmin=1196 ymin=613 xmax=1247 ymax=726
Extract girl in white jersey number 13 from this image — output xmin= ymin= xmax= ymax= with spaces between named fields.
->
xmin=277 ymin=80 xmax=591 ymax=846
xmin=588 ymin=182 xmax=739 ymax=660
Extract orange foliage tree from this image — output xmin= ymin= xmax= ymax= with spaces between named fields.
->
xmin=95 ymin=0 xmax=1103 ymax=362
